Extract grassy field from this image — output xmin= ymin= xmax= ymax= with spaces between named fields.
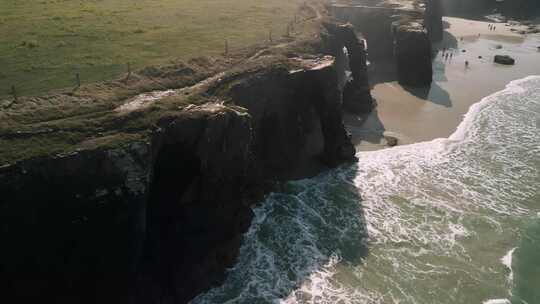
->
xmin=0 ymin=0 xmax=304 ymax=97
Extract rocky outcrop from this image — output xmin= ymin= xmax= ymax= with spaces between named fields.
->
xmin=330 ymin=1 xmax=433 ymax=87
xmin=322 ymin=22 xmax=373 ymax=113
xmin=330 ymin=4 xmax=412 ymax=61
xmin=0 ymin=1 xmax=368 ymax=300
xmin=0 ymin=142 xmax=150 ymax=304
xmin=222 ymin=56 xmax=356 ymax=178
xmin=0 ymin=51 xmax=356 ymax=303
xmin=394 ymin=22 xmax=433 ymax=86
xmin=425 ymin=0 xmax=444 ymax=41
xmin=0 ymin=105 xmax=255 ymax=304
xmin=494 ymin=55 xmax=515 ymax=65
xmin=136 ymin=104 xmax=255 ymax=304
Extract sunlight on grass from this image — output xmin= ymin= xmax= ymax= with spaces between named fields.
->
xmin=0 ymin=0 xmax=303 ymax=97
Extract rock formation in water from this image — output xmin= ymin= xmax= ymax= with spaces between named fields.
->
xmin=0 ymin=12 xmax=361 ymax=304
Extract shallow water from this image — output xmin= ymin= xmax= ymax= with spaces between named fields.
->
xmin=193 ymin=76 xmax=540 ymax=304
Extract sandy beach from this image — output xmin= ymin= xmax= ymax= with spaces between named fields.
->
xmin=348 ymin=17 xmax=540 ymax=150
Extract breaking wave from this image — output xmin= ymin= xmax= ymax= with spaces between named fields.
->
xmin=193 ymin=76 xmax=540 ymax=304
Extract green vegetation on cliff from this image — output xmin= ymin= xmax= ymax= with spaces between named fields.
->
xmin=0 ymin=0 xmax=305 ymax=97
xmin=0 ymin=0 xmax=326 ymax=165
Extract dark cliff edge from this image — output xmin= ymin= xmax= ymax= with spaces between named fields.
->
xmin=0 ymin=4 xmax=367 ymax=303
xmin=425 ymin=0 xmax=444 ymax=41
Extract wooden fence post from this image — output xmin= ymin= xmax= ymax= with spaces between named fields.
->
xmin=11 ymin=85 xmax=17 ymax=102
xmin=126 ymin=62 xmax=131 ymax=81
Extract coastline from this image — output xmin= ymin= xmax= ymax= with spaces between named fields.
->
xmin=348 ymin=16 xmax=540 ymax=150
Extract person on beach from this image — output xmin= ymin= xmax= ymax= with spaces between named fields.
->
xmin=465 ymin=60 xmax=469 ymax=68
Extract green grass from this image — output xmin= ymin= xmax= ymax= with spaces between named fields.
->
xmin=0 ymin=0 xmax=304 ymax=97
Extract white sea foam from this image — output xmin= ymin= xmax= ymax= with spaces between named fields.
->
xmin=193 ymin=76 xmax=540 ymax=304
xmin=483 ymin=299 xmax=511 ymax=304
xmin=501 ymin=247 xmax=517 ymax=284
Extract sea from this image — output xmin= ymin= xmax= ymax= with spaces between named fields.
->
xmin=193 ymin=75 xmax=540 ymax=304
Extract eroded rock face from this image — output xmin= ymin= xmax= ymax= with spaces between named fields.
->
xmin=322 ymin=22 xmax=373 ymax=113
xmin=0 ymin=54 xmax=356 ymax=304
xmin=226 ymin=56 xmax=356 ymax=178
xmin=0 ymin=105 xmax=257 ymax=304
xmin=330 ymin=1 xmax=425 ymax=61
xmin=137 ymin=104 xmax=255 ymax=304
xmin=425 ymin=0 xmax=444 ymax=41
xmin=0 ymin=143 xmax=151 ymax=304
xmin=395 ymin=23 xmax=433 ymax=86
xmin=330 ymin=1 xmax=434 ymax=87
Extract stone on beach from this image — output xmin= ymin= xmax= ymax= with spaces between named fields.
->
xmin=384 ymin=136 xmax=399 ymax=147
xmin=494 ymin=55 xmax=515 ymax=65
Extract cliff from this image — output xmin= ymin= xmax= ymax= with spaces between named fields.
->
xmin=0 ymin=4 xmax=364 ymax=303
xmin=330 ymin=0 xmax=434 ymax=87
xmin=394 ymin=22 xmax=433 ymax=86
xmin=425 ymin=0 xmax=444 ymax=41
xmin=322 ymin=22 xmax=373 ymax=113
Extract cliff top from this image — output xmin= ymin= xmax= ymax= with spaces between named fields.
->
xmin=0 ymin=1 xmax=333 ymax=165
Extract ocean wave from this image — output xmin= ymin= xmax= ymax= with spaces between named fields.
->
xmin=193 ymin=75 xmax=540 ymax=304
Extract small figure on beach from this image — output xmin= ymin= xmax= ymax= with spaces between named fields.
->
xmin=465 ymin=60 xmax=469 ymax=68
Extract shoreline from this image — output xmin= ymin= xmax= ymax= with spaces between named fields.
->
xmin=348 ymin=16 xmax=540 ymax=151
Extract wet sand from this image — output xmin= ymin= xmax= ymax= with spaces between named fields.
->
xmin=348 ymin=17 xmax=540 ymax=150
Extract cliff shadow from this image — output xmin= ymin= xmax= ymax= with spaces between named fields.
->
xmin=368 ymin=61 xmax=398 ymax=86
xmin=345 ymin=105 xmax=387 ymax=148
xmin=443 ymin=20 xmax=451 ymax=30
xmin=194 ymin=163 xmax=370 ymax=302
xmin=368 ymin=60 xmax=452 ymax=108
xmin=433 ymin=29 xmax=459 ymax=52
xmin=403 ymin=81 xmax=452 ymax=107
